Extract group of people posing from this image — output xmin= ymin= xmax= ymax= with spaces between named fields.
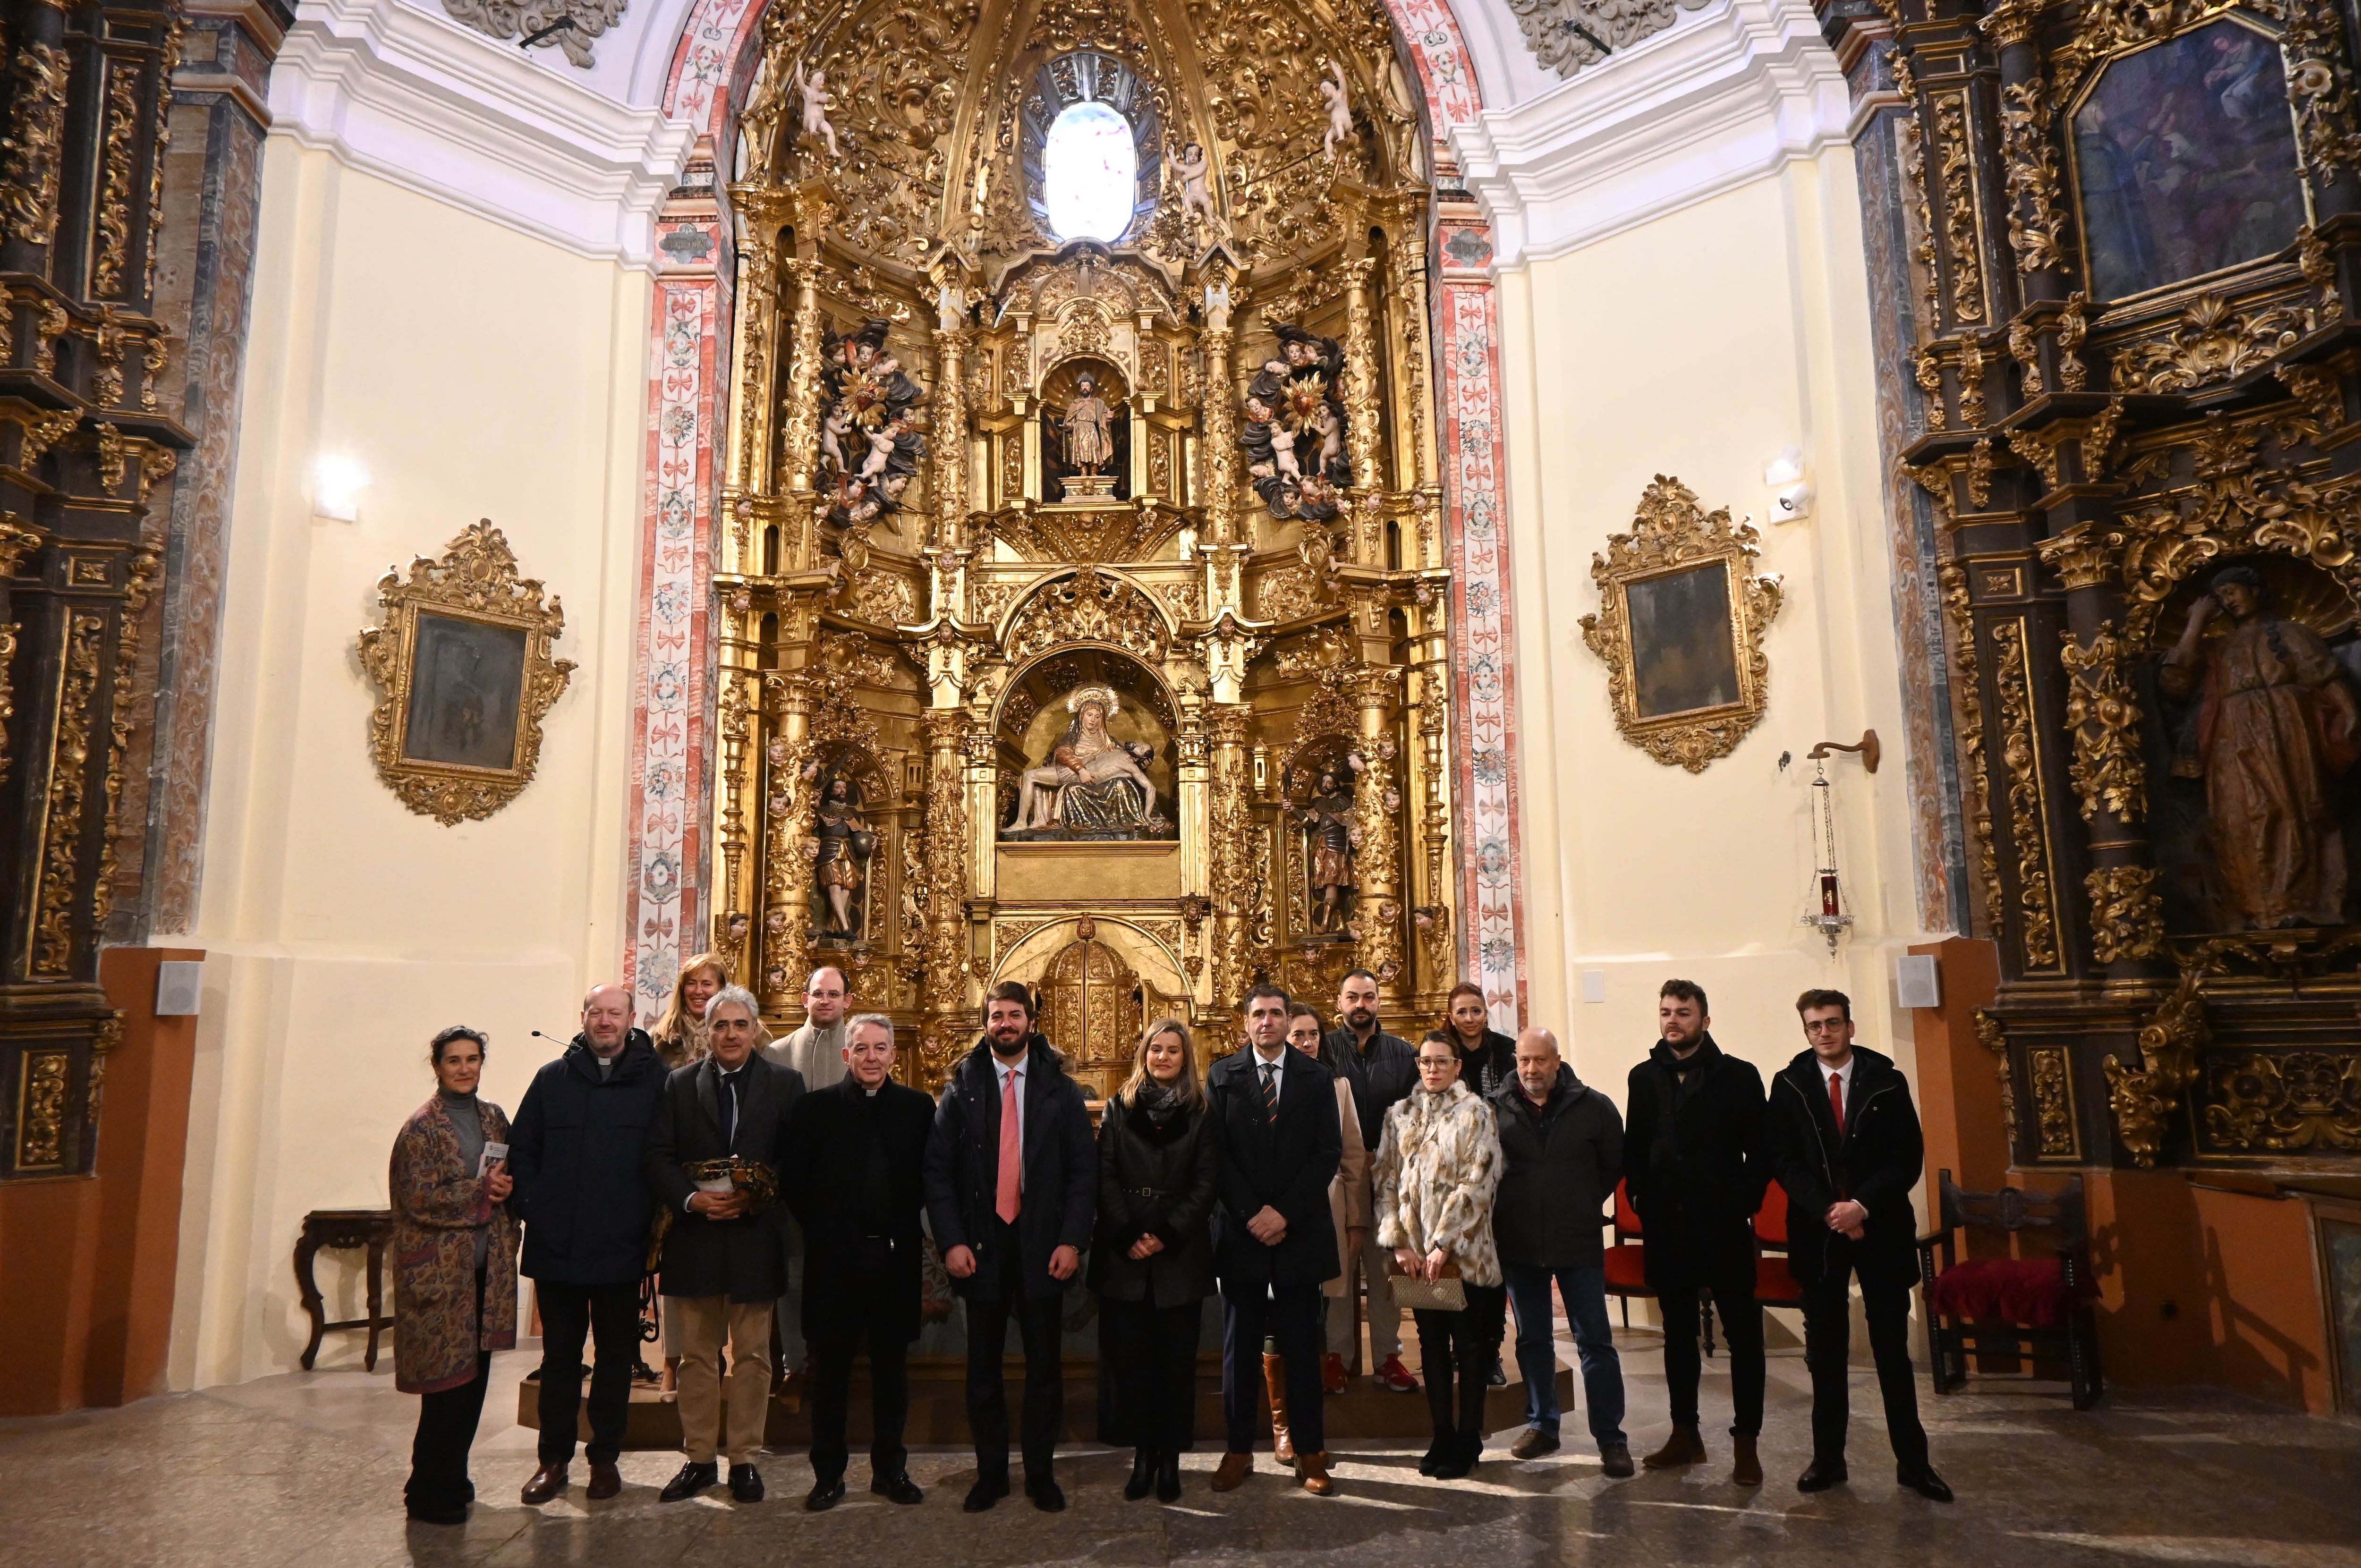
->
xmin=385 ymin=964 xmax=1950 ymax=1527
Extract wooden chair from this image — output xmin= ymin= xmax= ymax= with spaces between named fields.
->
xmin=1915 ymin=1170 xmax=2102 ymax=1409
xmin=1751 ymin=1178 xmax=1806 ymax=1310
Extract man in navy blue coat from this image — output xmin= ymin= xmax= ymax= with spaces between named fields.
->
xmin=507 ymin=984 xmax=665 ymax=1506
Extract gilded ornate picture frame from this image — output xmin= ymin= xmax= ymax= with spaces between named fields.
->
xmin=1580 ymin=476 xmax=1783 ymax=772
xmin=357 ymin=520 xmax=575 ymax=825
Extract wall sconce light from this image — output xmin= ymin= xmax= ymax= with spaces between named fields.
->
xmin=1765 ymin=445 xmax=1813 ymax=522
xmin=313 ymin=455 xmax=371 ymax=522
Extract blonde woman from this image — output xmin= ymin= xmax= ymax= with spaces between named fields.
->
xmin=1090 ymin=1019 xmax=1220 ymax=1503
xmin=1373 ymin=1033 xmax=1504 ymax=1480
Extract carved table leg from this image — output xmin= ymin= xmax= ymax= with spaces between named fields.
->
xmin=294 ymin=1229 xmax=327 ymax=1371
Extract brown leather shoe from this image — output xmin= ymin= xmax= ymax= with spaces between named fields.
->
xmin=1211 ymin=1451 xmax=1253 ymax=1492
xmin=520 ymin=1463 xmax=569 ymax=1505
xmin=1642 ymin=1425 xmax=1707 ymax=1470
xmin=1509 ymin=1426 xmax=1560 ymax=1460
xmin=1732 ymin=1434 xmax=1763 ymax=1488
xmin=1297 ymin=1451 xmax=1333 ymax=1495
xmin=586 ymin=1461 xmax=623 ymax=1500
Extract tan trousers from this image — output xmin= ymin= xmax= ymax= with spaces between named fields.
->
xmin=672 ymin=1295 xmax=774 ymax=1465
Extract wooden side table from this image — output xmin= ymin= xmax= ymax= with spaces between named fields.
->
xmin=295 ymin=1208 xmax=397 ymax=1371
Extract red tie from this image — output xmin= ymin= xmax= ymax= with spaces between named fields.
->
xmin=1828 ymin=1070 xmax=1845 ymax=1136
xmin=995 ymin=1067 xmax=1022 ymax=1224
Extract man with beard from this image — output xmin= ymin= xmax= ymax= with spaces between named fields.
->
xmin=1622 ymin=979 xmax=1769 ymax=1488
xmin=1321 ymin=969 xmax=1419 ymax=1392
xmin=923 ymin=982 xmax=1096 ymax=1512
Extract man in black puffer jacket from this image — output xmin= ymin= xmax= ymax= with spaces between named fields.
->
xmin=1622 ymin=978 xmax=1769 ymax=1486
xmin=1767 ymin=989 xmax=1951 ymax=1504
xmin=507 ymin=984 xmax=666 ymax=1506
xmin=1489 ymin=1027 xmax=1630 ymax=1475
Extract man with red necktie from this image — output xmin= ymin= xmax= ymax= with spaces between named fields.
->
xmin=923 ymin=981 xmax=1096 ymax=1514
xmin=1768 ymin=988 xmax=1951 ymax=1504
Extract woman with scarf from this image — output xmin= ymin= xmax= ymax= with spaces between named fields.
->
xmin=1091 ymin=1019 xmax=1221 ymax=1503
xmin=1374 ymin=1033 xmax=1505 ymax=1480
xmin=391 ymin=1026 xmax=522 ymax=1524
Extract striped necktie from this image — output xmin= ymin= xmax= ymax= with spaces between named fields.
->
xmin=1261 ymin=1061 xmax=1279 ymax=1123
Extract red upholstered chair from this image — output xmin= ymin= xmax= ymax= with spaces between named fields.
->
xmin=1750 ymin=1178 xmax=1805 ymax=1309
xmin=1602 ymin=1178 xmax=1652 ymax=1330
xmin=1915 ymin=1170 xmax=2102 ymax=1409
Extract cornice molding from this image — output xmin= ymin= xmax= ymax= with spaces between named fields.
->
xmin=269 ymin=0 xmax=698 ymax=268
xmin=1448 ymin=0 xmax=1851 ymax=267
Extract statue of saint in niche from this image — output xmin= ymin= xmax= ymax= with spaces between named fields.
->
xmin=2159 ymin=563 xmax=2361 ymax=929
xmin=810 ymin=772 xmax=876 ymax=941
xmin=1299 ymin=765 xmax=1360 ymax=934
xmin=1007 ymin=685 xmax=1164 ymax=839
xmin=1062 ymin=373 xmax=1117 ymax=475
xmin=1240 ymin=323 xmax=1351 ymax=522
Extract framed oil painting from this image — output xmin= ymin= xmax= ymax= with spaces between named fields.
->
xmin=1580 ymin=476 xmax=1783 ymax=772
xmin=358 ymin=520 xmax=576 ymax=825
xmin=2068 ymin=17 xmax=2307 ymax=303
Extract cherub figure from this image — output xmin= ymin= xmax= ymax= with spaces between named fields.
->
xmin=820 ymin=406 xmax=853 ymax=472
xmin=1320 ymin=61 xmax=1352 ymax=159
xmin=1177 ymin=142 xmax=1230 ymax=238
xmin=1314 ymin=402 xmax=1342 ymax=472
xmin=858 ymin=419 xmax=901 ymax=481
xmin=1269 ymin=422 xmax=1302 ymax=480
xmin=792 ymin=62 xmax=840 ymax=159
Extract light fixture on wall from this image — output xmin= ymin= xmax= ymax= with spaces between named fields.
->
xmin=1798 ymin=731 xmax=1877 ymax=952
xmin=313 ymin=455 xmax=371 ymax=522
xmin=1765 ymin=445 xmax=1813 ymax=522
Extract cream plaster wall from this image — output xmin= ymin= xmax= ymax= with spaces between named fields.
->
xmin=1496 ymin=145 xmax=1938 ymax=1104
xmin=166 ymin=141 xmax=653 ymax=1389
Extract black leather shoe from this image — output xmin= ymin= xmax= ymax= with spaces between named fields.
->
xmin=405 ymin=1502 xmax=468 ymax=1526
xmin=1898 ymin=1464 xmax=1954 ymax=1503
xmin=1125 ymin=1448 xmax=1156 ymax=1501
xmin=872 ymin=1471 xmax=924 ymax=1505
xmin=660 ymin=1460 xmax=720 ymax=1502
xmin=962 ymin=1475 xmax=1010 ymax=1513
xmin=728 ymin=1464 xmax=764 ymax=1503
xmin=1796 ymin=1459 xmax=1849 ymax=1493
xmin=1027 ymin=1475 xmax=1067 ymax=1512
xmin=1155 ymin=1453 xmax=1181 ymax=1503
xmin=1418 ymin=1442 xmax=1446 ymax=1477
xmin=805 ymin=1477 xmax=846 ymax=1512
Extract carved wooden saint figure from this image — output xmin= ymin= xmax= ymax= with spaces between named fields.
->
xmin=1008 ymin=685 xmax=1162 ymax=838
xmin=1062 ymin=373 xmax=1117 ymax=475
xmin=810 ymin=772 xmax=876 ymax=941
xmin=2159 ymin=564 xmax=2361 ymax=929
xmin=816 ymin=318 xmax=926 ymax=529
xmin=1301 ymin=767 xmax=1359 ymax=933
xmin=1240 ymin=322 xmax=1351 ymax=521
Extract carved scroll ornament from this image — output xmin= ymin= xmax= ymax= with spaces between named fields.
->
xmin=1579 ymin=476 xmax=1783 ymax=773
xmin=357 ymin=521 xmax=576 ymax=826
xmin=2105 ymin=972 xmax=2206 ymax=1168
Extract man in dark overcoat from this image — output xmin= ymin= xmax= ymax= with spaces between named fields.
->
xmin=923 ymin=981 xmax=1096 ymax=1513
xmin=781 ymin=1012 xmax=934 ymax=1511
xmin=1622 ymin=977 xmax=1770 ymax=1486
xmin=645 ymin=985 xmax=807 ymax=1504
xmin=508 ymin=983 xmax=665 ymax=1506
xmin=1207 ymin=984 xmax=1343 ymax=1495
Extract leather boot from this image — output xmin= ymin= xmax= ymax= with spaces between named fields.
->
xmin=1732 ymin=1434 xmax=1764 ymax=1487
xmin=1643 ymin=1425 xmax=1707 ymax=1469
xmin=1125 ymin=1447 xmax=1156 ymax=1501
xmin=1264 ymin=1338 xmax=1294 ymax=1466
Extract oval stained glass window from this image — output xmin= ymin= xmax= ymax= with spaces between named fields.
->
xmin=1044 ymin=100 xmax=1136 ymax=243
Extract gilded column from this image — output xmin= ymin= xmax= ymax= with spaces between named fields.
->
xmin=1206 ymin=705 xmax=1252 ymax=1023
xmin=779 ymin=257 xmax=825 ymax=503
xmin=931 ymin=314 xmax=972 ymax=551
xmin=759 ymin=672 xmax=816 ymax=1012
xmin=917 ymin=708 xmax=973 ymax=1088
xmin=1340 ymin=255 xmax=1385 ymax=564
xmin=728 ymin=222 xmax=782 ymax=500
xmin=1199 ymin=283 xmax=1239 ymax=548
xmin=1351 ymin=665 xmax=1406 ymax=1003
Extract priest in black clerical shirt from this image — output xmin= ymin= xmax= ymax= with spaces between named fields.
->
xmin=781 ymin=1012 xmax=936 ymax=1511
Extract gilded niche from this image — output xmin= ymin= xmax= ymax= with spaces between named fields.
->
xmin=1579 ymin=476 xmax=1783 ymax=772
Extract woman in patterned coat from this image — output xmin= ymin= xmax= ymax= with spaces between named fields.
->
xmin=1373 ymin=1034 xmax=1504 ymax=1481
xmin=391 ymin=1026 xmax=522 ymax=1525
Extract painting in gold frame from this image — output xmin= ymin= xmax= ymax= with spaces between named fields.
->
xmin=1580 ymin=475 xmax=1783 ymax=772
xmin=358 ymin=519 xmax=576 ymax=825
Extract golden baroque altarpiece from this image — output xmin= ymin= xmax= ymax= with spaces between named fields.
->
xmin=1842 ymin=0 xmax=2361 ymax=1176
xmin=706 ymin=0 xmax=1457 ymax=1093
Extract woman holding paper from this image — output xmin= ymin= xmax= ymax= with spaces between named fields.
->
xmin=391 ymin=1025 xmax=522 ymax=1524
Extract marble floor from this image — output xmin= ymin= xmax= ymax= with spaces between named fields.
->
xmin=5 ymin=1327 xmax=2358 ymax=1568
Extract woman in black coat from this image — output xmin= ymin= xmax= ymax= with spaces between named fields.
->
xmin=1091 ymin=1019 xmax=1220 ymax=1504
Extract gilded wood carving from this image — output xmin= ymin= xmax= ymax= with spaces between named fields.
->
xmin=1579 ymin=476 xmax=1783 ymax=773
xmin=357 ymin=521 xmax=576 ymax=827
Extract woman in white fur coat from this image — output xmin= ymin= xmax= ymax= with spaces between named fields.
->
xmin=1373 ymin=1031 xmax=1505 ymax=1479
